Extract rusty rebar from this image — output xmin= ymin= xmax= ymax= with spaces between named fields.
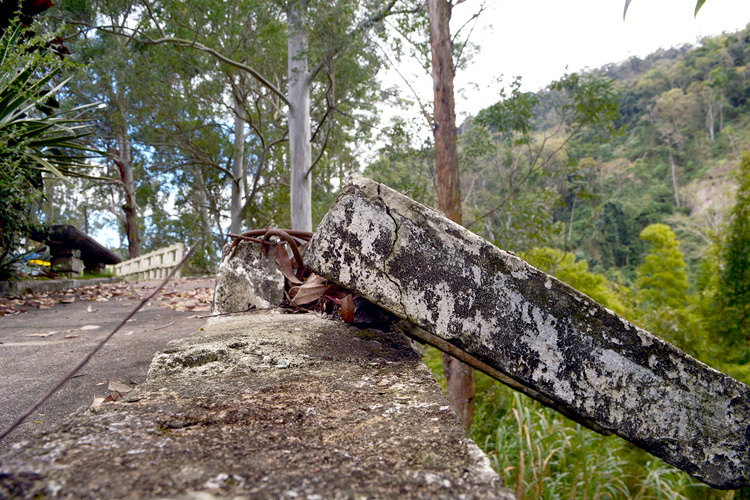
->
xmin=227 ymin=228 xmax=312 ymax=270
xmin=261 ymin=229 xmax=304 ymax=269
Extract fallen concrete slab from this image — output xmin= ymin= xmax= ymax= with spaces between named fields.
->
xmin=0 ymin=312 xmax=515 ymax=499
xmin=304 ymin=174 xmax=750 ymax=490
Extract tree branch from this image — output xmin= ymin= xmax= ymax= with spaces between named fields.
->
xmin=309 ymin=0 xmax=401 ymax=82
xmin=72 ymin=21 xmax=292 ymax=107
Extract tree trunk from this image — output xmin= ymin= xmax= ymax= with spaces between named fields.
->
xmin=194 ymin=167 xmax=218 ymax=265
xmin=668 ymin=142 xmax=680 ymax=209
xmin=428 ymin=0 xmax=475 ymax=429
xmin=230 ymin=94 xmax=246 ymax=235
xmin=568 ymin=195 xmax=577 ymax=243
xmin=706 ymin=101 xmax=715 ymax=142
xmin=443 ymin=351 xmax=476 ymax=429
xmin=116 ymin=129 xmax=140 ymax=259
xmin=429 ymin=0 xmax=461 ymax=224
xmin=288 ymin=0 xmax=313 ymax=232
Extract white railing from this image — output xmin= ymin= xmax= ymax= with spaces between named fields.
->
xmin=108 ymin=243 xmax=185 ymax=281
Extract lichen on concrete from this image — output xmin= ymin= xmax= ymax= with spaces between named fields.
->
xmin=212 ymin=241 xmax=284 ymax=314
xmin=0 ymin=312 xmax=514 ymax=499
xmin=304 ymin=174 xmax=750 ymax=489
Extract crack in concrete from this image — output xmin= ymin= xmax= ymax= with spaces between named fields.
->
xmin=377 ymin=184 xmax=408 ymax=318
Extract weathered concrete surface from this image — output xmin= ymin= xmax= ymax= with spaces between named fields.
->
xmin=304 ymin=174 xmax=750 ymax=489
xmin=212 ymin=241 xmax=284 ymax=314
xmin=0 ymin=312 xmax=515 ymax=499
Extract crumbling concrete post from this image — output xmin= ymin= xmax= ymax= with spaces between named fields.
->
xmin=212 ymin=240 xmax=285 ymax=314
xmin=304 ymin=174 xmax=750 ymax=489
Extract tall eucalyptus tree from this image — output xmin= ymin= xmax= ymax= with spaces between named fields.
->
xmin=77 ymin=0 xmax=406 ymax=232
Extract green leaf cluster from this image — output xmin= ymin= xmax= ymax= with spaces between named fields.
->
xmin=714 ymin=153 xmax=750 ymax=352
xmin=0 ymin=18 xmax=97 ymax=272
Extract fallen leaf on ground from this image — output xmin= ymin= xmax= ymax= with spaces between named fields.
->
xmin=274 ymin=244 xmax=302 ymax=285
xmin=104 ymin=393 xmax=121 ymax=403
xmin=79 ymin=325 xmax=101 ymax=331
xmin=290 ymin=274 xmax=335 ymax=307
xmin=108 ymin=381 xmax=133 ymax=393
xmin=26 ymin=331 xmax=57 ymax=338
xmin=64 ymin=334 xmax=78 ymax=338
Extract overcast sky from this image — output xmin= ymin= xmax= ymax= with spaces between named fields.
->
xmin=381 ymin=0 xmax=750 ymax=123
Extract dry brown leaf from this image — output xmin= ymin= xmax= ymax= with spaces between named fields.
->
xmin=108 ymin=381 xmax=132 ymax=393
xmin=290 ymin=274 xmax=334 ymax=307
xmin=103 ymin=393 xmax=121 ymax=403
xmin=64 ymin=334 xmax=78 ymax=339
xmin=274 ymin=244 xmax=302 ymax=285
xmin=26 ymin=331 xmax=57 ymax=338
xmin=341 ymin=294 xmax=355 ymax=323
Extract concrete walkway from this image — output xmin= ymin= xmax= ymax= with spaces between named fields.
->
xmin=0 ymin=278 xmax=213 ymax=450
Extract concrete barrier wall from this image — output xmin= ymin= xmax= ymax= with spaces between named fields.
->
xmin=108 ymin=243 xmax=184 ymax=281
xmin=0 ymin=312 xmax=516 ymax=499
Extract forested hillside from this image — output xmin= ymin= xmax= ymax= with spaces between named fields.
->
xmin=370 ymin=23 xmax=750 ymax=361
xmin=375 ymin=24 xmax=750 ymax=278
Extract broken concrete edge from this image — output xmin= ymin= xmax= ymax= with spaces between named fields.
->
xmin=212 ymin=240 xmax=285 ymax=315
xmin=0 ymin=312 xmax=516 ymax=500
xmin=303 ymin=174 xmax=750 ymax=490
xmin=304 ymin=174 xmax=614 ymax=434
xmin=0 ymin=276 xmax=122 ymax=297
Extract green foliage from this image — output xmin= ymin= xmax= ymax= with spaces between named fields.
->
xmin=476 ymin=77 xmax=539 ymax=144
xmin=623 ymin=0 xmax=708 ymax=20
xmin=0 ymin=17 xmax=96 ymax=272
xmin=636 ymin=224 xmax=689 ymax=309
xmin=634 ymin=224 xmax=705 ymax=355
xmin=0 ymin=245 xmax=47 ymax=281
xmin=472 ymin=384 xmax=711 ymax=500
xmin=0 ymin=22 xmax=95 ymax=178
xmin=549 ymin=72 xmax=621 ymax=139
xmin=715 ymin=152 xmax=750 ymax=351
xmin=456 ymin=72 xmax=621 ymax=253
xmin=364 ymin=117 xmax=437 ymax=207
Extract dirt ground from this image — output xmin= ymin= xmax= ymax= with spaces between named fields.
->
xmin=0 ymin=277 xmax=214 ymax=450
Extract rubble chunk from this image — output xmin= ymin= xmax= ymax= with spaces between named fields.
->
xmin=212 ymin=241 xmax=285 ymax=314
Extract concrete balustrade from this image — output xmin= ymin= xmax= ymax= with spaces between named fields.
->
xmin=108 ymin=243 xmax=185 ymax=281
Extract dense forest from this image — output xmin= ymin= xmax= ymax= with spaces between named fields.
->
xmin=2 ymin=0 xmax=750 ymax=497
